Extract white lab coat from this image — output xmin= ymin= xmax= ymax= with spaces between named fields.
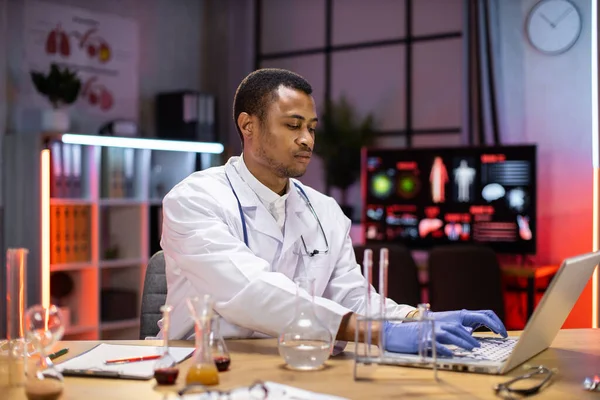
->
xmin=158 ymin=156 xmax=415 ymax=341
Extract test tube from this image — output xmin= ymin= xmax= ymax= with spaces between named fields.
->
xmin=362 ymin=249 xmax=373 ymax=358
xmin=378 ymin=248 xmax=388 ymax=352
xmin=417 ymin=303 xmax=431 ymax=362
xmin=5 ymin=248 xmax=28 ymax=387
xmin=6 ymin=249 xmax=28 ymax=341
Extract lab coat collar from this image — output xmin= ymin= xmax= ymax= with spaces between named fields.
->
xmin=224 ymin=158 xmax=283 ymax=243
xmin=224 ymin=158 xmax=313 ymax=250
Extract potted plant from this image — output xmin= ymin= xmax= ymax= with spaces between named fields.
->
xmin=30 ymin=63 xmax=82 ymax=132
xmin=314 ymin=97 xmax=376 ymax=220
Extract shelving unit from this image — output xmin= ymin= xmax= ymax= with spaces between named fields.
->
xmin=3 ymin=133 xmax=223 ymax=340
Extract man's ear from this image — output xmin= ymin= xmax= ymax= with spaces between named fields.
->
xmin=237 ymin=112 xmax=254 ymax=142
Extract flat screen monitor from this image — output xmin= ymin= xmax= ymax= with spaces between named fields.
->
xmin=362 ymin=145 xmax=537 ymax=254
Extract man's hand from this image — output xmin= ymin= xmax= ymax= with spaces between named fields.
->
xmin=430 ymin=309 xmax=508 ymax=338
xmin=383 ymin=320 xmax=480 ymax=357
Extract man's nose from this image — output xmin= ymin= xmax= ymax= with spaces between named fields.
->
xmin=297 ymin=128 xmax=314 ymax=149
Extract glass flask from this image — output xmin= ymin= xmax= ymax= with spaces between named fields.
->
xmin=210 ymin=316 xmax=230 ymax=372
xmin=24 ymin=304 xmax=65 ymax=400
xmin=153 ymin=305 xmax=179 ymax=385
xmin=278 ymin=276 xmax=333 ymax=371
xmin=185 ymin=295 xmax=219 ymax=386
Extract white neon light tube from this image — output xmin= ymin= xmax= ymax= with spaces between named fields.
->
xmin=40 ymin=150 xmax=50 ymax=308
xmin=592 ymin=0 xmax=599 ymax=329
xmin=593 ymin=0 xmax=598 ymax=169
xmin=61 ymin=133 xmax=224 ymax=154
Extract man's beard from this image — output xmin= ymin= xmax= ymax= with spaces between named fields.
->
xmin=256 ymin=144 xmax=306 ymax=178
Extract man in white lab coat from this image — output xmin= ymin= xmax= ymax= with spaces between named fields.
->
xmin=159 ymin=68 xmax=507 ymax=356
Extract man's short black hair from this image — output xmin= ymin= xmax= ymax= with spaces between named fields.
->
xmin=233 ymin=68 xmax=313 ymax=146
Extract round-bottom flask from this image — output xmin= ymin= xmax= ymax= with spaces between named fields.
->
xmin=278 ymin=277 xmax=333 ymax=371
xmin=24 ymin=305 xmax=65 ymax=400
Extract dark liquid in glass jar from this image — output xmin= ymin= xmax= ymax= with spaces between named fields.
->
xmin=154 ymin=367 xmax=179 ymax=385
xmin=214 ymin=356 xmax=231 ymax=372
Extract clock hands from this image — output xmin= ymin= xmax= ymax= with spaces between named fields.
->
xmin=539 ymin=7 xmax=574 ymax=29
xmin=539 ymin=12 xmax=555 ymax=28
xmin=552 ymin=7 xmax=573 ymax=27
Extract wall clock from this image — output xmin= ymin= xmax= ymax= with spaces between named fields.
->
xmin=526 ymin=0 xmax=582 ymax=55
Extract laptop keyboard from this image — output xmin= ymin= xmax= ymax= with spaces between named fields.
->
xmin=451 ymin=337 xmax=518 ymax=361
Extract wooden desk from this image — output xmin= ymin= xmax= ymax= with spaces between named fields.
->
xmin=7 ymin=329 xmax=599 ymax=399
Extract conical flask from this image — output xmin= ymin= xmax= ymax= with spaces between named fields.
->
xmin=153 ymin=305 xmax=179 ymax=385
xmin=277 ymin=276 xmax=333 ymax=370
xmin=210 ymin=316 xmax=230 ymax=372
xmin=185 ymin=295 xmax=219 ymax=386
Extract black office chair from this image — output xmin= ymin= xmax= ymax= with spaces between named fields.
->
xmin=427 ymin=244 xmax=505 ymax=322
xmin=354 ymin=243 xmax=422 ymax=306
xmin=140 ymin=251 xmax=167 ymax=339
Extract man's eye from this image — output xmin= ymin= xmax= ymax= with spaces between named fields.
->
xmin=287 ymin=124 xmax=300 ymax=130
xmin=308 ymin=128 xmax=316 ymax=134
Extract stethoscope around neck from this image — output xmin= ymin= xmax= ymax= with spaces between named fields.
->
xmin=225 ymin=171 xmax=329 ymax=257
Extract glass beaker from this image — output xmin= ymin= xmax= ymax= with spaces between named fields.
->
xmin=153 ymin=305 xmax=179 ymax=385
xmin=210 ymin=316 xmax=230 ymax=372
xmin=24 ymin=304 xmax=65 ymax=400
xmin=185 ymin=295 xmax=219 ymax=386
xmin=278 ymin=276 xmax=333 ymax=371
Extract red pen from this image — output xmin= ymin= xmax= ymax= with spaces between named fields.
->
xmin=104 ymin=355 xmax=161 ymax=365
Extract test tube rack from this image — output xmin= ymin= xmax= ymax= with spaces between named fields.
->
xmin=352 ymin=248 xmax=439 ymax=381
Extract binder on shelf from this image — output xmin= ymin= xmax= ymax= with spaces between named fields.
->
xmin=197 ymin=94 xmax=216 ymax=142
xmin=62 ymin=205 xmax=72 ymax=263
xmin=50 ymin=205 xmax=60 ymax=264
xmin=101 ymin=147 xmax=111 ymax=198
xmin=53 ymin=205 xmax=65 ymax=264
xmin=123 ymin=148 xmax=135 ymax=198
xmin=77 ymin=205 xmax=91 ymax=262
xmin=50 ymin=141 xmax=64 ymax=198
xmin=71 ymin=144 xmax=83 ymax=198
xmin=113 ymin=148 xmax=125 ymax=198
xmin=70 ymin=205 xmax=79 ymax=263
xmin=101 ymin=147 xmax=125 ymax=198
xmin=62 ymin=143 xmax=73 ymax=198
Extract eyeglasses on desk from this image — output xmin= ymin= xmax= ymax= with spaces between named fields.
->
xmin=494 ymin=365 xmax=555 ymax=398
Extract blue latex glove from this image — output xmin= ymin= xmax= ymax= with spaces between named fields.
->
xmin=429 ymin=309 xmax=508 ymax=338
xmin=383 ymin=320 xmax=481 ymax=357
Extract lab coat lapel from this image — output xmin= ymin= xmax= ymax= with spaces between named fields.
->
xmin=225 ymin=160 xmax=283 ymax=243
xmin=282 ymin=183 xmax=311 ymax=254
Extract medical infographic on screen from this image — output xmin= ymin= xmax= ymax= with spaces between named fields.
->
xmin=362 ymin=145 xmax=537 ymax=254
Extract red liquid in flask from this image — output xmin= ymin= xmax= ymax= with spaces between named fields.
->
xmin=214 ymin=356 xmax=231 ymax=372
xmin=154 ymin=367 xmax=179 ymax=385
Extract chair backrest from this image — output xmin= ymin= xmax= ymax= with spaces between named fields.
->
xmin=428 ymin=244 xmax=505 ymax=322
xmin=354 ymin=243 xmax=422 ymax=306
xmin=140 ymin=251 xmax=167 ymax=339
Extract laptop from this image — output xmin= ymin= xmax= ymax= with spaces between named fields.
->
xmin=383 ymin=250 xmax=600 ymax=375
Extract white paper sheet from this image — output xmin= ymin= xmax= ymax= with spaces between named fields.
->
xmin=55 ymin=343 xmax=194 ymax=379
xmin=181 ymin=381 xmax=349 ymax=400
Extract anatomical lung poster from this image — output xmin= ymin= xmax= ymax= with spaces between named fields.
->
xmin=22 ymin=0 xmax=139 ymax=128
